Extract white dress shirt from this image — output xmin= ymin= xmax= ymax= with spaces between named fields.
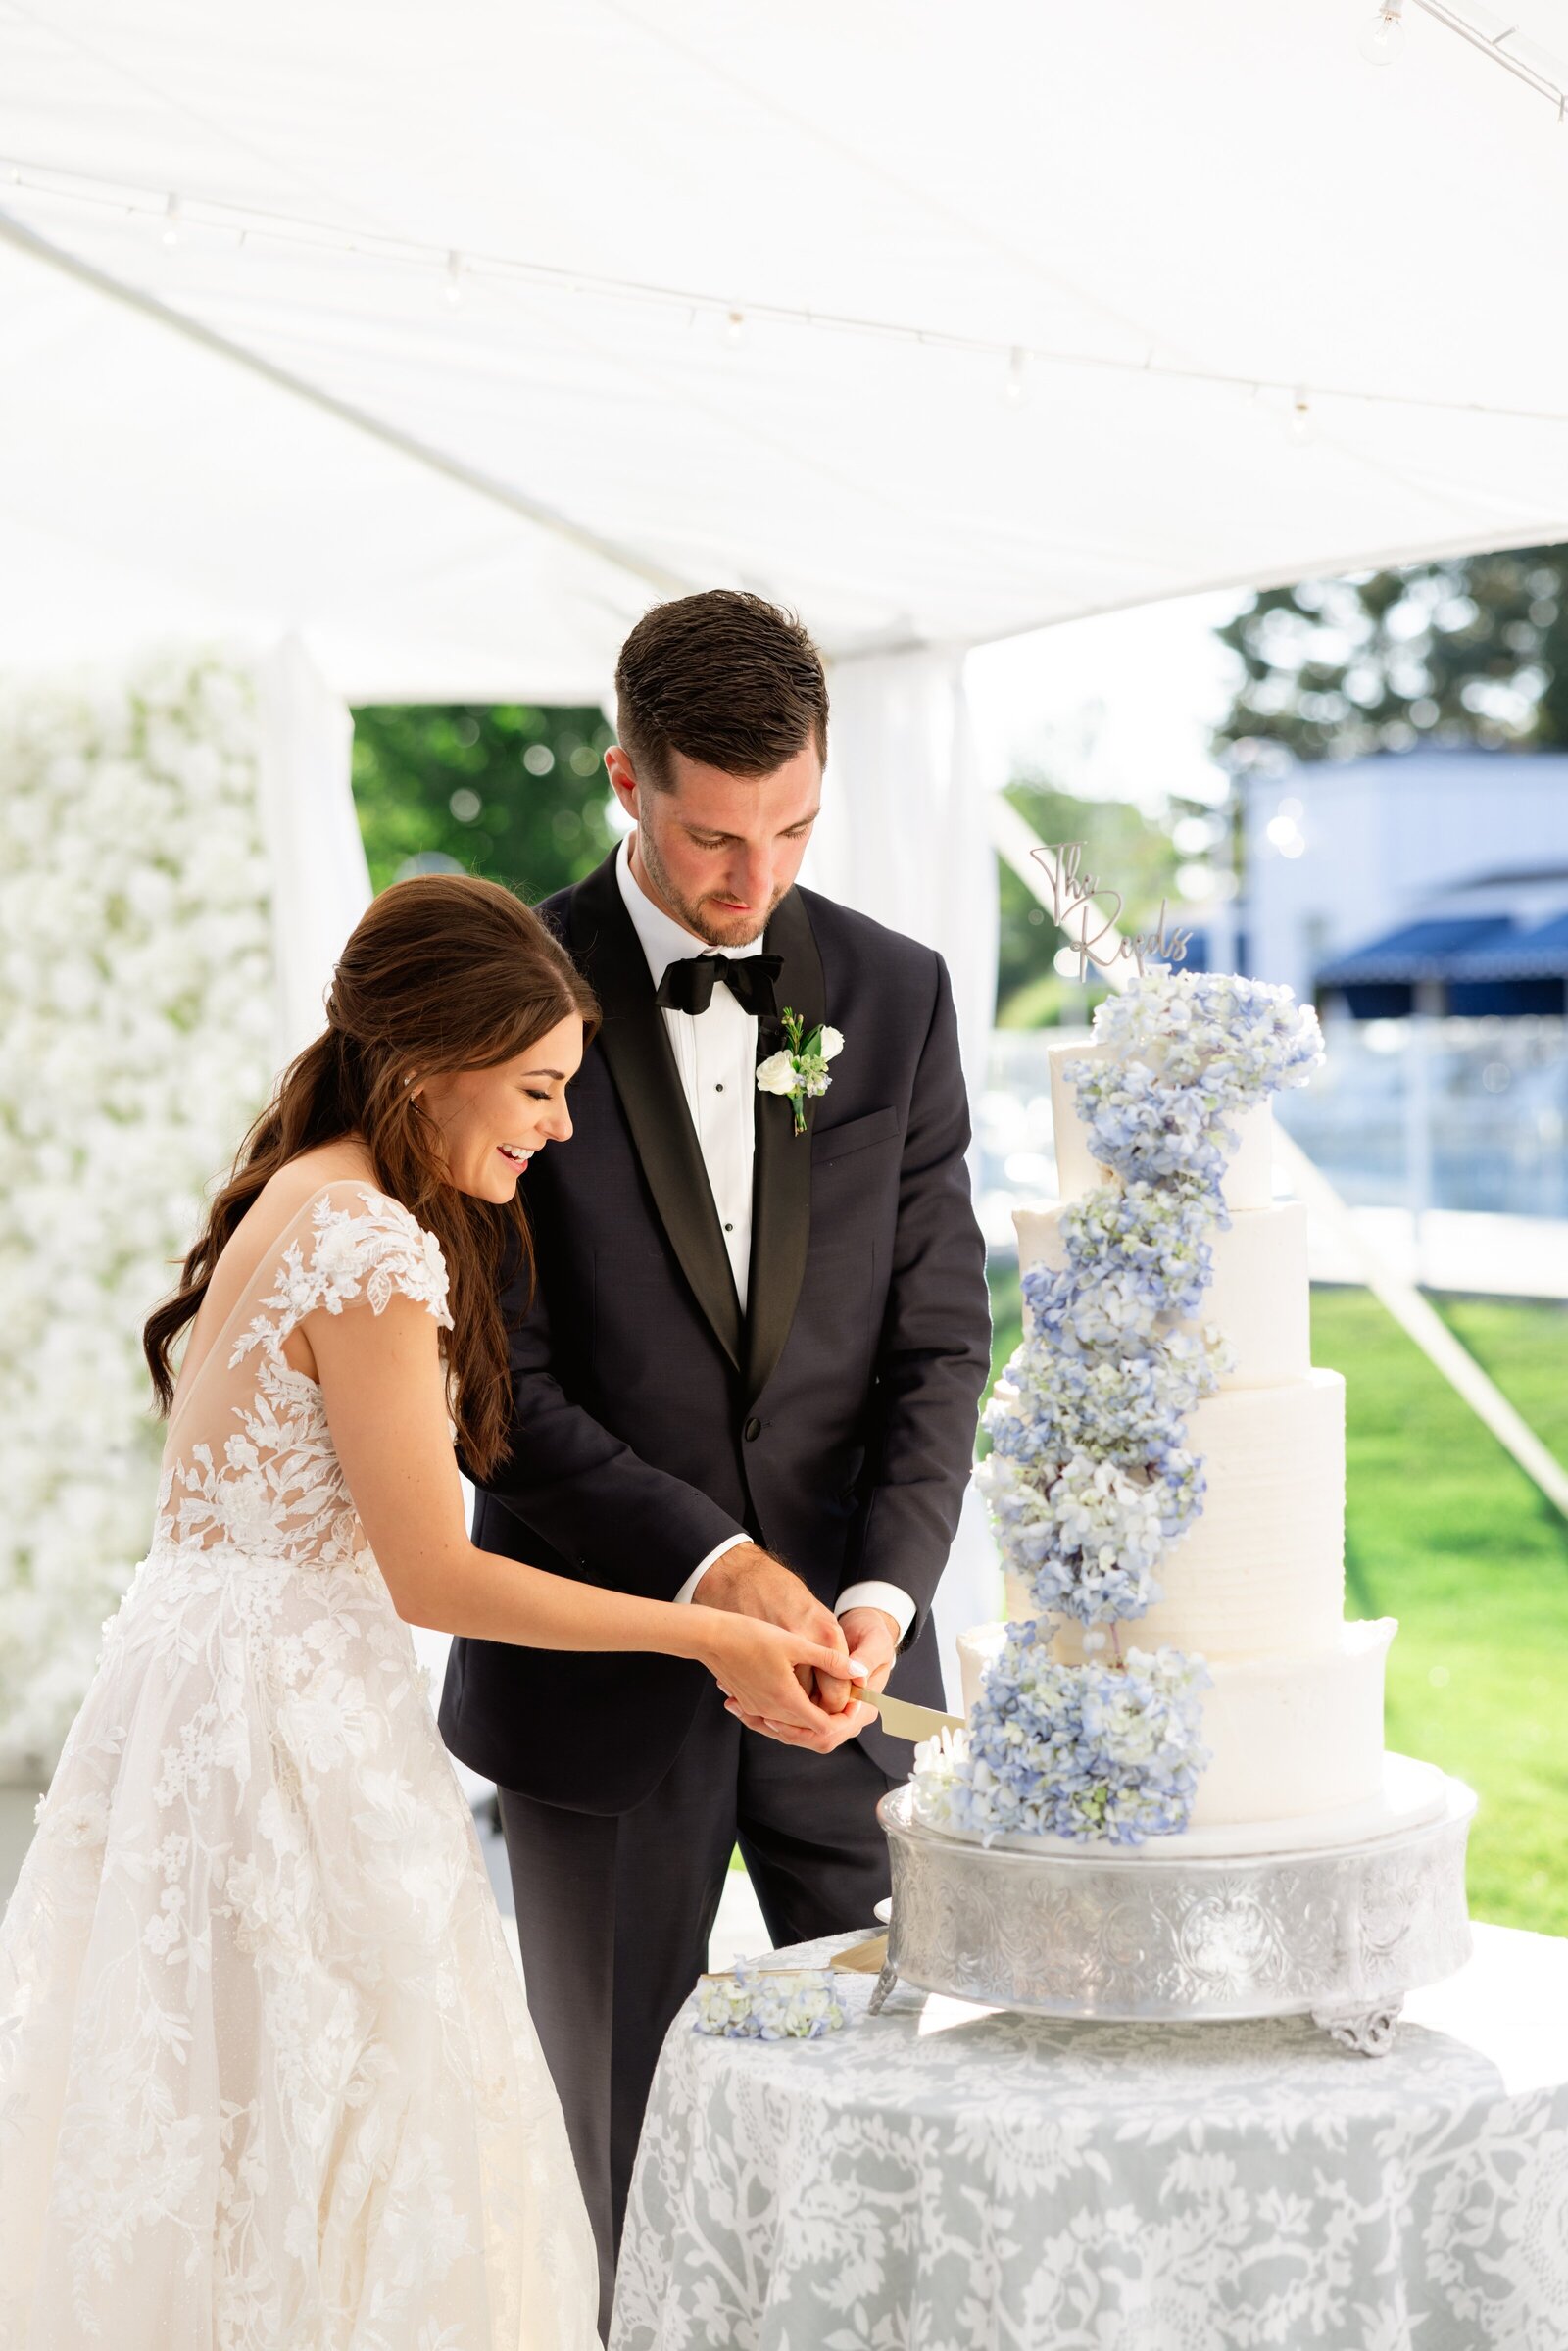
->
xmin=615 ymin=837 xmax=914 ymax=1641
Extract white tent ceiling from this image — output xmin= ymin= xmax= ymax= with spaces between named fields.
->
xmin=3 ymin=0 xmax=1568 ymax=700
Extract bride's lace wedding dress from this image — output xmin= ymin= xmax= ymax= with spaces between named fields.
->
xmin=0 ymin=1182 xmax=601 ymax=2349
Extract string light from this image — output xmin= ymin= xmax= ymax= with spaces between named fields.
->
xmin=1289 ymin=388 xmax=1314 ymax=445
xmin=7 ymin=150 xmax=1568 ymax=430
xmin=1358 ymin=0 xmax=1406 ymax=65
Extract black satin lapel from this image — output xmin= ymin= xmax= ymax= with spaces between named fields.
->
xmin=567 ymin=856 xmax=743 ymax=1372
xmin=745 ymin=885 xmax=825 ymax=1406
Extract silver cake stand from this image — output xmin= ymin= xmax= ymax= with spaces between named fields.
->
xmin=870 ymin=1776 xmax=1477 ymax=2054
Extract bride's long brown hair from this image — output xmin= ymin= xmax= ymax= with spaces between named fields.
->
xmin=143 ymin=872 xmax=599 ymax=1479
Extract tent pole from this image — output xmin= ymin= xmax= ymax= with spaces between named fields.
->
xmin=0 ymin=205 xmax=696 ymax=604
xmin=1274 ymin=1122 xmax=1568 ymax=1520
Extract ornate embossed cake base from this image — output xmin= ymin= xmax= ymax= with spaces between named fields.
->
xmin=872 ymin=1771 xmax=1476 ymax=2053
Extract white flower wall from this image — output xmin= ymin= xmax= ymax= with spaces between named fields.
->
xmin=0 ymin=653 xmax=279 ymax=1778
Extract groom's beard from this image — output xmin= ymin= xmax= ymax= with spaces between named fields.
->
xmin=633 ymin=823 xmax=788 ymax=950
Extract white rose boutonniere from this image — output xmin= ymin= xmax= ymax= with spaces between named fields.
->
xmin=757 ymin=1005 xmax=844 ymax=1137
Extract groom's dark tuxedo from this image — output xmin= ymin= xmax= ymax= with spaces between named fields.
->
xmin=439 ymin=844 xmax=989 ymax=2330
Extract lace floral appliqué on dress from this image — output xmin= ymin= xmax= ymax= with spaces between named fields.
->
xmin=157 ymin=1187 xmax=451 ymax=1570
xmin=0 ymin=1183 xmax=601 ymax=2351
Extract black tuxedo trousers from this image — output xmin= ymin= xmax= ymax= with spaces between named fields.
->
xmin=438 ymin=854 xmax=991 ymax=2329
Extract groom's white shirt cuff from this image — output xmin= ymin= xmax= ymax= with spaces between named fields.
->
xmin=672 ymin=1535 xmax=751 ymax=1607
xmin=833 ymin=1581 xmax=917 ymax=1640
xmin=674 ymin=1538 xmax=915 ymax=1640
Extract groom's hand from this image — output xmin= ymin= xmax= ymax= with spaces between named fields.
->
xmin=692 ymin=1543 xmax=836 ymax=1654
xmin=697 ymin=1544 xmax=869 ymax=1752
xmin=836 ymin=1606 xmax=901 ymax=1699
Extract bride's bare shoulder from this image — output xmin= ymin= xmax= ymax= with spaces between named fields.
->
xmin=174 ymin=1146 xmax=386 ymax=1401
xmin=224 ymin=1145 xmax=381 ymax=1267
xmin=256 ymin=1143 xmax=378 ymax=1214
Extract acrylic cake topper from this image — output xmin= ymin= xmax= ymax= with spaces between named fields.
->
xmin=1033 ymin=841 xmax=1193 ymax=982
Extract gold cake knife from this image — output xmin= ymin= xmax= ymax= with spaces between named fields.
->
xmin=858 ymin=1688 xmax=965 ymax=1742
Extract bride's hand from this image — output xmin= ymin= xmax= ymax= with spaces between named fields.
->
xmin=692 ymin=1610 xmax=871 ymax=1753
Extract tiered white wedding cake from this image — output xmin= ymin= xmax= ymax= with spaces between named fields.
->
xmin=914 ymin=969 xmax=1436 ymax=1857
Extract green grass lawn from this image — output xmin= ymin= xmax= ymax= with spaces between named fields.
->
xmin=984 ymin=1269 xmax=1568 ymax=1936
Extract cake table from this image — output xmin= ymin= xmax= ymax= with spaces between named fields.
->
xmin=612 ymin=1920 xmax=1568 ymax=2351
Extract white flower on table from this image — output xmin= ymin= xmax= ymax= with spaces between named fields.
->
xmin=693 ymin=1963 xmax=847 ymax=2039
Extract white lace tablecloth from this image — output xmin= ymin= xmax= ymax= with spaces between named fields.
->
xmin=612 ymin=1920 xmax=1568 ymax=2351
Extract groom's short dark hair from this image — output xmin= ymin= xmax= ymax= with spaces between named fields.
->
xmin=615 ymin=590 xmax=828 ymax=790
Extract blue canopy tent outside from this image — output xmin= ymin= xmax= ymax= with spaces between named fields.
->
xmin=1448 ymin=908 xmax=1568 ymax=1018
xmin=1316 ymin=917 xmax=1516 ymax=1020
xmin=1316 ymin=914 xmax=1568 ymax=1019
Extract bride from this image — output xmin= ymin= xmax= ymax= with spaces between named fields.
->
xmin=0 ymin=872 xmax=866 ymax=2350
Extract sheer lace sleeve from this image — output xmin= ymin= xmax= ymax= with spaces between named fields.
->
xmin=153 ymin=1185 xmax=454 ymax=1569
xmin=231 ymin=1183 xmax=453 ymax=1376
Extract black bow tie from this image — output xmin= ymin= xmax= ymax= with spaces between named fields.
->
xmin=654 ymin=952 xmax=783 ymax=1022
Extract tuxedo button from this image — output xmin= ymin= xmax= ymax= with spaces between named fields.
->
xmin=743 ymin=1416 xmax=761 ymax=1442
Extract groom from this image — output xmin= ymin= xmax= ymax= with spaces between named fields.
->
xmin=439 ymin=590 xmax=990 ymax=2333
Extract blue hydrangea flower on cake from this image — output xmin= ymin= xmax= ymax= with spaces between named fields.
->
xmin=912 ymin=969 xmax=1329 ymax=1849
xmin=913 ymin=1627 xmax=1211 ymax=1845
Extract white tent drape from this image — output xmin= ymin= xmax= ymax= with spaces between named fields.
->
xmin=805 ymin=647 xmax=1003 ymax=1691
xmin=256 ymin=637 xmax=371 ymax=1064
xmin=808 ymin=647 xmax=999 ymax=1101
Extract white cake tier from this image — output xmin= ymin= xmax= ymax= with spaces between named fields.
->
xmin=1187 ymin=1619 xmax=1395 ymax=1827
xmin=1050 ymin=1040 xmax=1275 ymax=1210
xmin=956 ymin=1617 xmax=1396 ymax=1835
xmin=1044 ymin=1369 xmax=1347 ymax=1659
xmin=1015 ymin=1198 xmax=1310 ymax=1390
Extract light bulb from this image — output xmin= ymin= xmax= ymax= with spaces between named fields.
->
xmin=725 ymin=309 xmax=749 ymax=349
xmin=1003 ymin=346 xmax=1027 ymax=407
xmin=1358 ymin=2 xmax=1405 ymax=65
xmin=1289 ymin=391 xmax=1314 ymax=446
xmin=161 ymin=193 xmax=181 ymax=249
xmin=444 ymin=251 xmax=464 ymax=309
